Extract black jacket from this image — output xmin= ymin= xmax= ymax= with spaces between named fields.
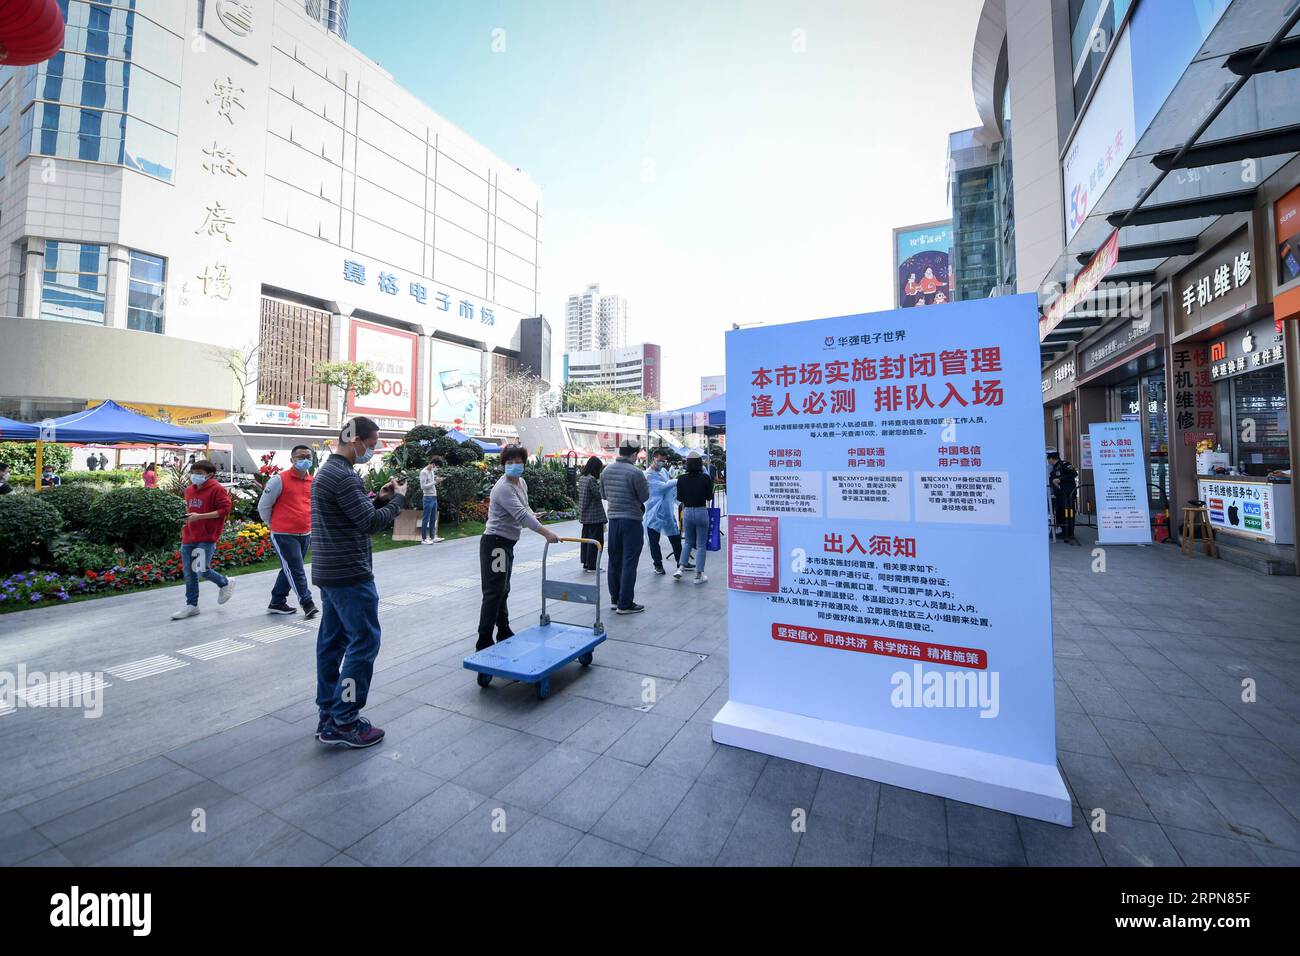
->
xmin=676 ymin=472 xmax=714 ymax=508
xmin=1050 ymin=460 xmax=1078 ymax=494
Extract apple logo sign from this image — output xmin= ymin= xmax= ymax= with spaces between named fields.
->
xmin=1242 ymin=330 xmax=1255 ymax=354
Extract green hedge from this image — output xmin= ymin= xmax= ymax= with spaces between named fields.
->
xmin=41 ymin=484 xmax=101 ymax=531
xmin=0 ymin=442 xmax=72 ymax=473
xmin=10 ymin=469 xmax=141 ymax=487
xmin=0 ymin=495 xmax=64 ymax=571
xmin=86 ymin=486 xmax=185 ymax=552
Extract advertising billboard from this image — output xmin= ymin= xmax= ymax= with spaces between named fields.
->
xmin=719 ymin=294 xmax=1068 ymax=824
xmin=347 ymin=318 xmax=419 ymax=424
xmin=642 ymin=343 xmax=661 ymax=403
xmin=1276 ymin=184 xmax=1300 ymax=288
xmin=428 ymin=338 xmax=483 ymax=431
xmin=893 ymin=221 xmax=953 ymax=308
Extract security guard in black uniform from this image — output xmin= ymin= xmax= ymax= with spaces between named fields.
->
xmin=1048 ymin=452 xmax=1078 ymax=542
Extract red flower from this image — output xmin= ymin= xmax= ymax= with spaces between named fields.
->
xmin=85 ymin=570 xmax=99 ymax=580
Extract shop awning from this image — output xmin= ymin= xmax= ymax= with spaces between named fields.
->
xmin=0 ymin=416 xmax=40 ymax=441
xmin=39 ymin=400 xmax=210 ymax=445
xmin=645 ymin=393 xmax=726 ymax=432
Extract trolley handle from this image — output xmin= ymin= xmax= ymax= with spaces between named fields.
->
xmin=541 ymin=536 xmax=604 ymax=632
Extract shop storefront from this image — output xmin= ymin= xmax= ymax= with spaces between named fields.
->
xmin=1074 ymin=304 xmax=1167 ymax=522
xmin=1169 ymin=218 xmax=1296 ymax=573
xmin=1041 ymin=353 xmax=1077 ymax=463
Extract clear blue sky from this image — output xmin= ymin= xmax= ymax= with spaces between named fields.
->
xmin=350 ymin=0 xmax=983 ymax=408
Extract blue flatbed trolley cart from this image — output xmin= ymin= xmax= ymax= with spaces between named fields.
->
xmin=463 ymin=537 xmax=606 ymax=700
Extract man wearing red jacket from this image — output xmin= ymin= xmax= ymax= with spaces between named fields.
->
xmin=171 ymin=459 xmax=234 ymax=620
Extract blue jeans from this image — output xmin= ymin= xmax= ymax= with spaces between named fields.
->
xmin=681 ymin=507 xmax=710 ymax=573
xmin=606 ymin=518 xmax=644 ymax=610
xmin=270 ymin=532 xmax=313 ymax=606
xmin=316 ymin=580 xmax=382 ymax=726
xmin=421 ymin=497 xmax=438 ymax=538
xmin=181 ymin=541 xmax=228 ymax=607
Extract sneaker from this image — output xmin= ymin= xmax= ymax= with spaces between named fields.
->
xmin=421 ymin=537 xmax=430 ymax=545
xmin=673 ymin=568 xmax=683 ymax=580
xmin=302 ymin=602 xmax=320 ymax=620
xmin=610 ymin=603 xmax=619 ymax=611
xmin=653 ymin=565 xmax=665 ymax=575
xmin=171 ymin=605 xmax=200 ymax=620
xmin=320 ymin=716 xmax=385 ymax=748
xmin=267 ymin=601 xmax=296 ymax=615
xmin=681 ymin=563 xmax=696 ymax=571
xmin=433 ymin=537 xmax=445 ymax=543
xmin=218 ymin=580 xmax=235 ymax=604
xmin=694 ymin=573 xmax=708 ymax=585
xmin=616 ymin=603 xmax=646 ymax=615
xmin=314 ymin=713 xmax=332 ymax=739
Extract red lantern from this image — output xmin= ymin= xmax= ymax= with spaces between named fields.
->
xmin=0 ymin=0 xmax=65 ymax=67
xmin=288 ymin=401 xmax=301 ymax=410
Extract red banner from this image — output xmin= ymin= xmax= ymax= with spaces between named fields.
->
xmin=1041 ymin=229 xmax=1120 ymax=339
xmin=771 ymin=623 xmax=988 ymax=669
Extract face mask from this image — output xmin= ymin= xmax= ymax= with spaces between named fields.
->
xmin=293 ymin=459 xmax=311 ymax=472
xmin=190 ymin=474 xmax=207 ymax=486
xmin=355 ymin=443 xmax=375 ymax=465
xmin=505 ymin=463 xmax=525 ymax=478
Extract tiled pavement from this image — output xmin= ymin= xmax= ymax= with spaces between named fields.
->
xmin=2 ymin=521 xmax=1299 ymax=866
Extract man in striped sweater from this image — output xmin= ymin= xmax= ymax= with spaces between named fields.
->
xmin=311 ymin=417 xmax=406 ymax=748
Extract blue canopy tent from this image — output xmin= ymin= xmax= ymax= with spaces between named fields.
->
xmin=25 ymin=400 xmax=210 ymax=489
xmin=645 ymin=392 xmax=726 ymax=433
xmin=42 ymin=401 xmax=210 ymax=445
xmin=446 ymin=428 xmax=502 ymax=454
xmin=0 ymin=416 xmax=40 ymax=441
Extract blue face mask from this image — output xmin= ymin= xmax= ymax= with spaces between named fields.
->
xmin=355 ymin=443 xmax=375 ymax=465
xmin=505 ymin=463 xmax=525 ymax=478
xmin=293 ymin=458 xmax=311 ymax=472
xmin=190 ymin=474 xmax=207 ymax=486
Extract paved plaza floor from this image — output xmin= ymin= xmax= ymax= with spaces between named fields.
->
xmin=2 ymin=521 xmax=1299 ymax=867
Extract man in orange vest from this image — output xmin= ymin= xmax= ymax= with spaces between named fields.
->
xmin=258 ymin=444 xmax=318 ymax=618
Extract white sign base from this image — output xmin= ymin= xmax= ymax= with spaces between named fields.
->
xmin=712 ymin=700 xmax=1072 ymax=826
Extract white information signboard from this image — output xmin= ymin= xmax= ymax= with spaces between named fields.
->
xmin=719 ymin=295 xmax=1069 ymax=826
xmin=1090 ymin=421 xmax=1151 ymax=544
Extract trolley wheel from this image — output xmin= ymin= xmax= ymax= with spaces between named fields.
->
xmin=578 ymin=652 xmax=593 ymax=667
xmin=537 ymin=679 xmax=550 ymax=700
xmin=476 ymin=673 xmax=492 ymax=688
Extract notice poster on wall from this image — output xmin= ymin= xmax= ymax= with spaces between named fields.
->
xmin=727 ymin=515 xmax=779 ymax=592
xmin=718 ymin=294 xmax=1069 ymax=825
xmin=1089 ymin=421 xmax=1151 ymax=544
